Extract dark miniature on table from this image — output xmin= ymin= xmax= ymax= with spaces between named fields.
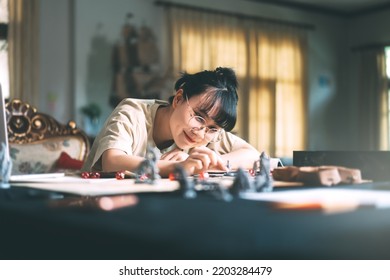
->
xmin=173 ymin=165 xmax=197 ymax=199
xmin=135 ymin=145 xmax=161 ymax=184
xmin=253 ymin=151 xmax=273 ymax=192
xmin=230 ymin=167 xmax=252 ymax=195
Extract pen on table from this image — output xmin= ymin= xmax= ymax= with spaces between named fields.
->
xmin=226 ymin=160 xmax=231 ymax=172
xmin=224 ymin=160 xmax=237 ymax=177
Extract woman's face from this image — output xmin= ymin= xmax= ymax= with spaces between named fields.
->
xmin=170 ymin=92 xmax=221 ymax=149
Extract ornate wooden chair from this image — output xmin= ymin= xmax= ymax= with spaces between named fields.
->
xmin=5 ymin=99 xmax=90 ymax=174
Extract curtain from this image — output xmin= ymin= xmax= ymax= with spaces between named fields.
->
xmin=165 ymin=6 xmax=308 ymax=157
xmin=8 ymin=0 xmax=39 ymax=104
xmin=246 ymin=22 xmax=307 ymax=157
xmin=357 ymin=49 xmax=388 ymax=150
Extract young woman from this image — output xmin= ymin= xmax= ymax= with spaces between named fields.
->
xmin=82 ymin=67 xmax=260 ymax=177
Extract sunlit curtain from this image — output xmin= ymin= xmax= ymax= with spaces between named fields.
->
xmin=357 ymin=49 xmax=388 ymax=150
xmin=246 ymin=22 xmax=307 ymax=157
xmin=165 ymin=6 xmax=307 ymax=157
xmin=8 ymin=0 xmax=39 ymax=104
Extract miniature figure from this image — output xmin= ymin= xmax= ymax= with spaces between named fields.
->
xmin=230 ymin=167 xmax=252 ymax=195
xmin=135 ymin=145 xmax=161 ymax=184
xmin=253 ymin=151 xmax=273 ymax=192
xmin=173 ymin=165 xmax=196 ymax=199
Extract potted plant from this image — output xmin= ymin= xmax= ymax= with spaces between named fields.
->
xmin=80 ymin=103 xmax=102 ymax=136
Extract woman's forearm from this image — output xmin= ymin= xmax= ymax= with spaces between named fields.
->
xmin=102 ymin=149 xmax=181 ymax=178
xmin=102 ymin=152 xmax=145 ymax=172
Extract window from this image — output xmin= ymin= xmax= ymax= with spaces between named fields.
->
xmin=0 ymin=0 xmax=9 ymax=98
xmin=385 ymin=47 xmax=390 ymax=77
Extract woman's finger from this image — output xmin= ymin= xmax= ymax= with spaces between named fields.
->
xmin=181 ymin=157 xmax=204 ymax=175
xmin=188 ymin=152 xmax=211 ymax=170
xmin=190 ymin=147 xmax=226 ymax=170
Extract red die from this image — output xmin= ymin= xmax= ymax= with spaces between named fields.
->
xmin=169 ymin=173 xmax=175 ymax=181
xmin=81 ymin=172 xmax=90 ymax=179
xmin=199 ymin=172 xmax=209 ymax=180
xmin=90 ymin=172 xmax=100 ymax=179
xmin=116 ymin=171 xmax=125 ymax=180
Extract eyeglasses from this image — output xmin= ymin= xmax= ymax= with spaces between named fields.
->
xmin=185 ymin=95 xmax=222 ymax=142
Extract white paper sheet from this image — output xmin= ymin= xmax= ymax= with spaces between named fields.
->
xmin=11 ymin=176 xmax=180 ymax=196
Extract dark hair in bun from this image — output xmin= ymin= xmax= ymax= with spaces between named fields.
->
xmin=169 ymin=67 xmax=239 ymax=132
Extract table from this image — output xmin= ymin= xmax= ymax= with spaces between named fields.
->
xmin=1 ymin=181 xmax=390 ymax=260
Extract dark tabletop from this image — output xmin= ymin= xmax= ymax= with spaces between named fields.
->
xmin=1 ymin=182 xmax=390 ymax=260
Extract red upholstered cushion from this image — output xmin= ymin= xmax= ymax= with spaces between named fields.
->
xmin=56 ymin=151 xmax=84 ymax=170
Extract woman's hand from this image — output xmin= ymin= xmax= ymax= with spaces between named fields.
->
xmin=160 ymin=148 xmax=189 ymax=161
xmin=179 ymin=146 xmax=227 ymax=175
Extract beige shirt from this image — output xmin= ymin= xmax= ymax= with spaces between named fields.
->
xmin=82 ymin=98 xmax=251 ymax=172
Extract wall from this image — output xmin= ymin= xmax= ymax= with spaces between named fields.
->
xmin=74 ymin=0 xmax=164 ymax=134
xmin=39 ymin=0 xmax=73 ymax=124
xmin=38 ymin=0 xmax=390 ymax=156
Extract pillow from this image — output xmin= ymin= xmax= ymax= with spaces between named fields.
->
xmin=56 ymin=151 xmax=84 ymax=170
